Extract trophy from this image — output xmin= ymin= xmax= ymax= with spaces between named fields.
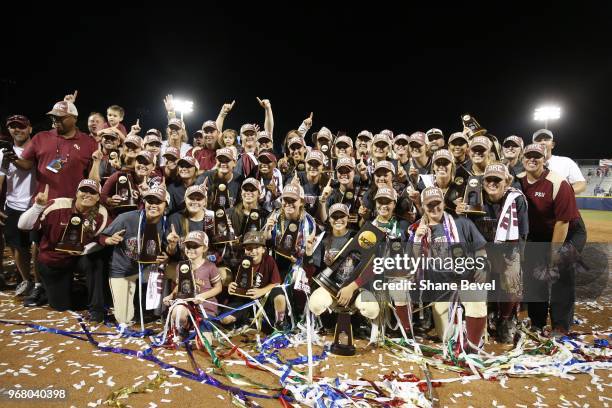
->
xmin=313 ymin=222 xmax=385 ymax=356
xmin=138 ymin=223 xmax=161 ymax=263
xmin=213 ymin=183 xmax=230 ymax=209
xmin=213 ymin=207 xmax=237 ymax=245
xmin=115 ymin=173 xmax=137 ymax=209
xmin=0 ymin=140 xmax=13 ymax=171
xmin=463 ymin=175 xmax=486 ymax=214
xmin=55 ymin=214 xmax=85 ymax=255
xmin=242 ymin=209 xmax=263 ymax=236
xmin=295 ymin=160 xmax=306 ymax=172
xmin=176 ymin=261 xmax=195 ymax=299
xmin=341 ymin=189 xmax=360 ymax=224
xmin=275 ymin=221 xmax=300 ymax=260
xmin=461 ymin=113 xmax=487 ymax=139
xmin=384 ymin=238 xmax=408 ymax=278
xmin=233 ymin=256 xmax=255 ymax=297
xmin=320 ymin=142 xmax=333 ymax=174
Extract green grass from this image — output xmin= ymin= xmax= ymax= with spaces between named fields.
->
xmin=580 ymin=209 xmax=612 ymax=222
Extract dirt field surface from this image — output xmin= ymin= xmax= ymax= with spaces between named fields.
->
xmin=0 ymin=210 xmax=609 ymax=408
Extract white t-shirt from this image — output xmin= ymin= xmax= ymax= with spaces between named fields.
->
xmin=160 ymin=141 xmax=192 ymax=166
xmin=547 ymin=155 xmax=585 ymax=184
xmin=0 ymin=145 xmax=36 ymax=211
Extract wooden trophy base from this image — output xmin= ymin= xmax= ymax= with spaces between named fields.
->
xmin=55 ymin=245 xmax=84 ymax=256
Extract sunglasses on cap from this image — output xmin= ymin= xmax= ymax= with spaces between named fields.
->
xmin=484 ymin=177 xmax=503 ymax=184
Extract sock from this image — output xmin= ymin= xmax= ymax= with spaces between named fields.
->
xmin=395 ymin=305 xmax=412 ymax=334
xmin=466 ymin=316 xmax=487 ymax=348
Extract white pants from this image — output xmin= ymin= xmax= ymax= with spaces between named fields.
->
xmin=309 ymin=287 xmax=380 ymax=320
xmin=109 ymin=275 xmax=139 ymax=325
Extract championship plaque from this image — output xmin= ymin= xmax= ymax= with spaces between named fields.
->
xmin=115 ymin=173 xmax=138 ymax=209
xmin=384 ymin=238 xmax=407 ymax=278
xmin=275 ymin=221 xmax=300 ymax=260
xmin=213 ymin=207 xmax=237 ymax=244
xmin=55 ymin=214 xmax=85 ymax=255
xmin=0 ymin=141 xmax=12 ymax=171
xmin=463 ymin=175 xmax=486 ymax=215
xmin=342 ymin=189 xmax=359 ymax=224
xmin=242 ymin=209 xmax=263 ymax=236
xmin=320 ymin=143 xmax=333 ymax=173
xmin=461 ymin=113 xmax=487 ymax=139
xmin=313 ymin=222 xmax=385 ymax=297
xmin=138 ymin=223 xmax=161 ymax=264
xmin=233 ymin=256 xmax=255 ymax=297
xmin=176 ymin=261 xmax=195 ymax=299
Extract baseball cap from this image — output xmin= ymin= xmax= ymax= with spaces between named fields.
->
xmin=421 ymin=187 xmax=444 ymax=205
xmin=258 ymin=151 xmax=277 ymax=163
xmin=243 ymin=231 xmax=266 ymax=246
xmin=168 ymin=118 xmax=183 ymax=129
xmin=102 ymin=130 xmax=120 ymax=140
xmin=375 ymin=186 xmax=397 ymax=201
xmin=380 ymin=129 xmax=394 ymax=139
xmin=145 ymin=128 xmax=162 ymax=138
xmin=178 ymin=155 xmax=197 ymax=168
xmin=240 ymin=124 xmax=257 ymax=134
xmin=47 ymin=101 xmax=78 ymax=117
xmin=305 ymin=150 xmax=325 ymax=165
xmin=523 ymin=143 xmax=546 ymax=157
xmin=374 ymin=160 xmax=395 ymax=174
xmin=163 ymin=146 xmax=180 ymax=160
xmin=282 ymin=184 xmax=304 ymax=201
xmin=216 ymin=147 xmax=235 ymax=161
xmin=288 ymin=136 xmax=305 ymax=148
xmin=394 ymin=134 xmax=409 ymax=144
xmin=136 ymin=151 xmax=154 ymax=164
xmin=184 ymin=230 xmax=209 ymax=247
xmin=125 ymin=135 xmax=143 ymax=148
xmin=335 ymin=135 xmax=353 ymax=147
xmin=432 ymin=149 xmax=453 ymax=163
xmin=532 ymin=129 xmax=554 ymax=142
xmin=316 ymin=127 xmax=333 ymax=141
xmin=242 ymin=177 xmax=261 ymax=190
xmin=6 ymin=115 xmax=30 ymax=127
xmin=77 ymin=179 xmax=100 ymax=194
xmin=470 ymin=136 xmax=492 ymax=150
xmin=336 ymin=156 xmax=355 ymax=170
xmin=357 ymin=130 xmax=373 ymax=140
xmin=409 ymin=132 xmax=427 ymax=146
xmin=329 ymin=203 xmax=350 ymax=217
xmin=257 ymin=131 xmax=272 ymax=143
xmin=503 ymin=135 xmax=524 ymax=148
xmin=484 ymin=163 xmax=509 ymax=179
xmin=372 ymin=134 xmax=391 ymax=146
xmin=202 ymin=120 xmax=218 ymax=131
xmin=143 ymin=185 xmax=167 ymax=202
xmin=426 ymin=128 xmax=444 ymax=140
xmin=448 ymin=132 xmax=469 ymax=145
xmin=185 ymin=184 xmax=206 ymax=198
xmin=144 ymin=134 xmax=162 ymax=145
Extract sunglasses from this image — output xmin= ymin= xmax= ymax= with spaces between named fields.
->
xmin=330 ymin=213 xmax=348 ymax=221
xmin=185 ymin=243 xmax=203 ymax=250
xmin=337 ymin=167 xmax=352 ymax=175
xmin=524 ymin=153 xmax=543 ymax=160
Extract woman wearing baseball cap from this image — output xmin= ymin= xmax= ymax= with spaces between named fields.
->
xmin=163 ymin=230 xmax=221 ymax=345
xmin=18 ymin=179 xmax=109 ymax=318
xmin=409 ymin=187 xmax=488 ymax=352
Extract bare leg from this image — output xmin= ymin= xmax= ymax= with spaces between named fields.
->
xmin=12 ymin=247 xmax=32 ymax=282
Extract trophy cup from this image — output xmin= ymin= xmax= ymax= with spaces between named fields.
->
xmin=242 ymin=209 xmax=263 ymax=236
xmin=213 ymin=207 xmax=237 ymax=245
xmin=176 ymin=261 xmax=195 ymax=299
xmin=115 ymin=173 xmax=138 ymax=209
xmin=463 ymin=175 xmax=486 ymax=215
xmin=233 ymin=256 xmax=255 ymax=297
xmin=461 ymin=113 xmax=487 ymax=139
xmin=55 ymin=214 xmax=85 ymax=255
xmin=275 ymin=221 xmax=300 ymax=260
xmin=313 ymin=222 xmax=386 ymax=356
xmin=138 ymin=223 xmax=161 ymax=263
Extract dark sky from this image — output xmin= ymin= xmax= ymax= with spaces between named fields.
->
xmin=1 ymin=5 xmax=611 ymax=158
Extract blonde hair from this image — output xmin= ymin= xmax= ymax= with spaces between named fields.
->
xmin=219 ymin=129 xmax=238 ymax=148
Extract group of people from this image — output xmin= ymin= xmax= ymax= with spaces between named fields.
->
xmin=0 ymin=92 xmax=587 ymax=351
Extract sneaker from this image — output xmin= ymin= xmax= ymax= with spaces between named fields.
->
xmin=15 ymin=281 xmax=34 ymax=297
xmin=88 ymin=311 xmax=105 ymax=323
xmin=497 ymin=318 xmax=517 ymax=344
xmin=24 ymin=285 xmax=47 ymax=307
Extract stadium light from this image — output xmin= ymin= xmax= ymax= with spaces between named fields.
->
xmin=533 ymin=105 xmax=561 ymax=129
xmin=174 ymin=99 xmax=194 ymax=121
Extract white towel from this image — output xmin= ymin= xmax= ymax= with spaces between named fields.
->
xmin=494 ymin=190 xmax=522 ymax=242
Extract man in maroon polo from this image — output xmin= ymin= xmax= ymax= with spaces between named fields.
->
xmin=13 ymin=100 xmax=97 ymax=200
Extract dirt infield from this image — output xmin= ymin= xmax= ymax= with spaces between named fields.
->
xmin=0 ymin=212 xmax=610 ymax=407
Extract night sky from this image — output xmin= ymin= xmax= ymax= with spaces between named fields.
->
xmin=1 ymin=5 xmax=611 ymax=159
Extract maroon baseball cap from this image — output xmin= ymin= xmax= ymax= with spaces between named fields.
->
xmin=77 ymin=179 xmax=101 ymax=194
xmin=335 ymin=135 xmax=353 ymax=147
xmin=393 ymin=134 xmax=410 ymax=144
xmin=336 ymin=156 xmax=356 ymax=170
xmin=503 ymin=135 xmax=524 ymax=148
xmin=448 ymin=132 xmax=469 ymax=145
xmin=421 ymin=187 xmax=444 ymax=205
xmin=216 ymin=148 xmax=235 ymax=161
xmin=163 ymin=146 xmax=180 ymax=159
xmin=523 ymin=143 xmax=546 ymax=157
xmin=432 ymin=149 xmax=453 ymax=163
xmin=125 ymin=135 xmax=143 ymax=148
xmin=47 ymin=101 xmax=78 ymax=117
xmin=144 ymin=134 xmax=162 ymax=145
xmin=240 ymin=124 xmax=257 ymax=134
xmin=145 ymin=128 xmax=162 ymax=138
xmin=409 ymin=132 xmax=427 ymax=146
xmin=258 ymin=151 xmax=277 ymax=163
xmin=178 ymin=155 xmax=197 ymax=168
xmin=357 ymin=130 xmax=373 ymax=140
xmin=6 ymin=115 xmax=30 ymax=128
xmin=185 ymin=184 xmax=206 ymax=198
xmin=184 ymin=230 xmax=209 ymax=247
xmin=143 ymin=185 xmax=168 ymax=202
xmin=168 ymin=118 xmax=183 ymax=129
xmin=136 ymin=151 xmax=154 ymax=164
xmin=257 ymin=131 xmax=272 ymax=143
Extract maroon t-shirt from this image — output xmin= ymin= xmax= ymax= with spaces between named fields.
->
xmin=252 ymin=254 xmax=281 ymax=288
xmin=22 ymin=129 xmax=97 ymax=200
xmin=520 ymin=169 xmax=580 ymax=241
xmin=35 ymin=198 xmax=109 ymax=268
xmin=188 ymin=147 xmax=216 ymax=171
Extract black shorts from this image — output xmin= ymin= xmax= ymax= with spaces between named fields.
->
xmin=4 ymin=206 xmax=31 ymax=249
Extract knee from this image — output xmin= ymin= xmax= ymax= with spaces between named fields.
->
xmin=463 ymin=302 xmax=487 ymax=318
xmin=355 ymin=291 xmax=380 ymax=320
xmin=309 ymin=288 xmax=333 ymax=316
